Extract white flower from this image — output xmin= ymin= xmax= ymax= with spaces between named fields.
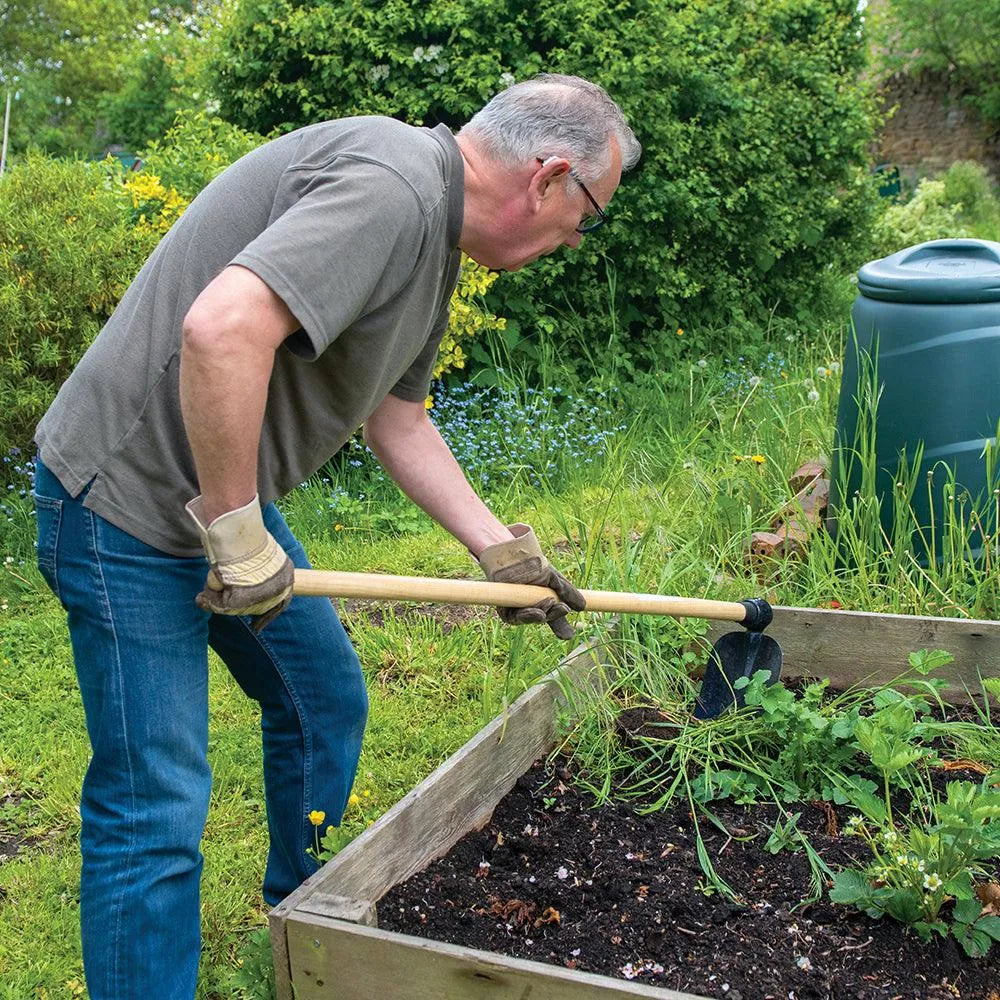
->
xmin=500 ymin=72 xmax=516 ymax=87
xmin=807 ymin=389 xmax=820 ymax=403
xmin=412 ymin=45 xmax=426 ymax=61
xmin=697 ymin=358 xmax=708 ymax=369
xmin=367 ymin=64 xmax=389 ymax=84
xmin=923 ymin=873 xmax=942 ymax=891
xmin=748 ymin=375 xmax=762 ymax=388
xmin=556 ymin=866 xmax=569 ymax=880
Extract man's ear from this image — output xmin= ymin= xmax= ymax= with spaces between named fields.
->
xmin=530 ymin=155 xmax=570 ymax=207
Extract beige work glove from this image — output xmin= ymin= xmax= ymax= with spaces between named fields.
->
xmin=186 ymin=494 xmax=294 ymax=632
xmin=477 ymin=524 xmax=585 ymax=640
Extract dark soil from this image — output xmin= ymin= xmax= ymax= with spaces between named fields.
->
xmin=380 ymin=756 xmax=1000 ymax=1000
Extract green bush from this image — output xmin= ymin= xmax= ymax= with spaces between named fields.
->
xmin=139 ymin=110 xmax=268 ymax=201
xmin=0 ymin=154 xmax=162 ymax=453
xmin=872 ymin=161 xmax=1000 ymax=257
xmin=940 ymin=161 xmax=1000 ymax=241
xmin=212 ymin=0 xmax=881 ymax=376
xmin=871 ymin=180 xmax=969 ymax=257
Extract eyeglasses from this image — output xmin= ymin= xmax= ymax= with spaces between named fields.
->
xmin=570 ymin=170 xmax=609 ymax=233
xmin=537 ymin=157 xmax=609 ymax=234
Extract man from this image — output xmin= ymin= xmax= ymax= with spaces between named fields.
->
xmin=33 ymin=74 xmax=640 ymax=998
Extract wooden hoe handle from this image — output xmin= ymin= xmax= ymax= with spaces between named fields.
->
xmin=293 ymin=569 xmax=769 ymax=628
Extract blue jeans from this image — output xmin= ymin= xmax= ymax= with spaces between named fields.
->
xmin=33 ymin=458 xmax=368 ymax=1000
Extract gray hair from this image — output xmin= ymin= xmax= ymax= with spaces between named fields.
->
xmin=460 ymin=73 xmax=641 ymax=182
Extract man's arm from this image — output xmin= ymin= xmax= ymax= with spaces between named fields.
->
xmin=363 ymin=393 xmax=514 ymax=557
xmin=179 ymin=264 xmax=300 ymax=523
xmin=179 ymin=264 xmax=301 ymax=629
xmin=364 ymin=394 xmax=585 ymax=638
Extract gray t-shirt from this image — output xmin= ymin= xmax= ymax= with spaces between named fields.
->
xmin=36 ymin=117 xmax=464 ymax=556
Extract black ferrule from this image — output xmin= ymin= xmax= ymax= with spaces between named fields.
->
xmin=739 ymin=597 xmax=773 ymax=632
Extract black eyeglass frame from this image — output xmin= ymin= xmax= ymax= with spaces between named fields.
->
xmin=537 ymin=157 xmax=609 ymax=234
xmin=569 ymin=169 xmax=609 ymax=233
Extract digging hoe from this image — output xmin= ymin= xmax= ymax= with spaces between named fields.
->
xmin=292 ymin=570 xmax=782 ymax=719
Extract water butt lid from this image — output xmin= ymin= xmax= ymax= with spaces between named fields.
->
xmin=857 ymin=238 xmax=1000 ymax=304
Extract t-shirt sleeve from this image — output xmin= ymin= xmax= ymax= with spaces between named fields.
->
xmin=232 ymin=157 xmax=425 ymax=360
xmin=388 ymin=250 xmax=461 ymax=402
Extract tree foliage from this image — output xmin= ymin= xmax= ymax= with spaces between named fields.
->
xmin=211 ymin=0 xmax=881 ymax=372
xmin=869 ymin=0 xmax=1000 ymax=126
xmin=0 ymin=1 xmax=223 ymax=156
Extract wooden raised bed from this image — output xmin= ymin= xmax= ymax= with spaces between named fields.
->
xmin=269 ymin=606 xmax=1000 ymax=1000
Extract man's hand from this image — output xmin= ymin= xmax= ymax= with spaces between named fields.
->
xmin=186 ymin=495 xmax=294 ymax=632
xmin=477 ymin=524 xmax=585 ymax=639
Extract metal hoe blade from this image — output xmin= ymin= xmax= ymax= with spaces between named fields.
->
xmin=693 ymin=630 xmax=783 ymax=720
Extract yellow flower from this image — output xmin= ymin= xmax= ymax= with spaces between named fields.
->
xmin=750 ymin=454 xmax=765 ymax=465
xmin=676 ymin=327 xmax=684 ymax=336
xmin=362 ymin=789 xmax=372 ymax=798
xmin=308 ymin=810 xmax=326 ymax=826
xmin=733 ymin=454 xmax=744 ymax=463
xmin=334 ymin=523 xmax=344 ymax=532
xmin=348 ymin=793 xmax=360 ymax=808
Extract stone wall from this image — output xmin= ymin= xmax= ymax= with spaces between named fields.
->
xmin=875 ymin=69 xmax=1000 ymax=183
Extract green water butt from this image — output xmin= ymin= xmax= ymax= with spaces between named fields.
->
xmin=829 ymin=239 xmax=1000 ymax=563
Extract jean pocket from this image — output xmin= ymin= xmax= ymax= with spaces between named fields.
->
xmin=33 ymin=493 xmax=63 ymax=601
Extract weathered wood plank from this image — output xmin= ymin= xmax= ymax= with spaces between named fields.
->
xmin=268 ymin=907 xmax=293 ymax=1000
xmin=285 ymin=912 xmax=706 ymax=1000
xmin=295 ymin=890 xmax=377 ymax=926
xmin=706 ymin=606 xmax=1000 ymax=703
xmin=272 ymin=639 xmax=609 ymax=927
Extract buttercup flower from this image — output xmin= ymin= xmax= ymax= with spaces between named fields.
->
xmin=308 ymin=810 xmax=326 ymax=826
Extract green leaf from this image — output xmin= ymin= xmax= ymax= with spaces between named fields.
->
xmin=883 ymin=888 xmax=923 ymax=924
xmin=907 ymin=649 xmax=955 ymax=675
xmin=832 ymin=775 xmax=885 ymax=822
xmin=976 ymin=915 xmax=1000 ymax=941
xmin=829 ymin=869 xmax=870 ymax=905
